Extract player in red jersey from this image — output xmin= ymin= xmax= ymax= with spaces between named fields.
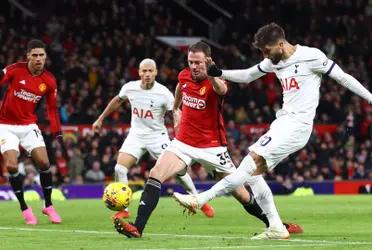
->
xmin=113 ymin=42 xmax=301 ymax=238
xmin=0 ymin=39 xmax=63 ymax=225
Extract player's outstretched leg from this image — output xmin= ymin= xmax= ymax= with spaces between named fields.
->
xmin=176 ymin=173 xmax=215 ymax=218
xmin=114 ymin=177 xmax=161 ymax=237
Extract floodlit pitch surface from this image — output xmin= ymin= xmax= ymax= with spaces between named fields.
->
xmin=1 ymin=195 xmax=372 ymax=249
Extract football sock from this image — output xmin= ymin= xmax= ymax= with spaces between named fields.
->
xmin=115 ymin=164 xmax=128 ymax=184
xmin=196 ymin=167 xmax=249 ymax=206
xmin=134 ymin=177 xmax=161 ymax=234
xmin=9 ymin=172 xmax=28 ymax=211
xmin=245 ymin=175 xmax=284 ymax=230
xmin=177 ymin=172 xmax=198 ymax=195
xmin=242 ymin=193 xmax=269 ymax=227
xmin=39 ymin=169 xmax=53 ymax=207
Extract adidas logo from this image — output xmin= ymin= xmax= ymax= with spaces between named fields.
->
xmin=139 ymin=201 xmax=146 ymax=206
xmin=19 ymin=80 xmax=26 ymax=85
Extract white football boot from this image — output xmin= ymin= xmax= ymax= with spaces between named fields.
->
xmin=251 ymin=225 xmax=290 ymax=240
xmin=173 ymin=192 xmax=199 ymax=215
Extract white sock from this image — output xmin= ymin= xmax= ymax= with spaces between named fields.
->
xmin=115 ymin=164 xmax=128 ymax=184
xmin=177 ymin=173 xmax=198 ymax=195
xmin=196 ymin=167 xmax=249 ymax=206
xmin=196 ymin=155 xmax=257 ymax=206
xmin=245 ymin=175 xmax=284 ymax=231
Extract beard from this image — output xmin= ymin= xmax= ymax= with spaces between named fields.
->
xmin=269 ymin=50 xmax=284 ymax=65
xmin=270 ymin=53 xmax=283 ymax=64
xmin=191 ymin=72 xmax=206 ymax=82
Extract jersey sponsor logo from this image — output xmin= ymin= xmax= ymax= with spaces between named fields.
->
xmin=19 ymin=80 xmax=26 ymax=85
xmin=199 ymin=86 xmax=206 ymax=96
xmin=14 ymin=89 xmax=42 ymax=103
xmin=280 ymin=77 xmax=300 ymax=92
xmin=182 ymin=93 xmax=206 ymax=110
xmin=132 ymin=107 xmax=154 ymax=119
xmin=39 ymin=83 xmax=47 ymax=92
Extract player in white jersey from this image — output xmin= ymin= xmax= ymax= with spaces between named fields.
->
xmin=173 ymin=23 xmax=372 ymax=240
xmin=93 ymin=58 xmax=215 ymax=219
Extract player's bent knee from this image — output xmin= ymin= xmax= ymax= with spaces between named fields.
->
xmin=5 ymin=162 xmax=18 ymax=173
xmin=36 ymin=160 xmax=50 ymax=171
xmin=249 ymin=152 xmax=267 ymax=175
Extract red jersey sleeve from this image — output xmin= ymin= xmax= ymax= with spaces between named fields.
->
xmin=45 ymin=79 xmax=61 ymax=134
xmin=0 ymin=64 xmax=18 ymax=87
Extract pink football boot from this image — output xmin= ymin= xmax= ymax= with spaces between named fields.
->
xmin=22 ymin=207 xmax=38 ymax=225
xmin=42 ymin=205 xmax=62 ymax=224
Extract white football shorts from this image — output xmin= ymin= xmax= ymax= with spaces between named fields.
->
xmin=0 ymin=124 xmax=46 ymax=155
xmin=165 ymin=139 xmax=236 ymax=174
xmin=119 ymin=132 xmax=170 ymax=162
xmin=248 ymin=114 xmax=313 ymax=170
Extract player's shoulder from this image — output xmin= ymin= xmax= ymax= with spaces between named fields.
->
xmin=178 ymin=68 xmax=191 ymax=81
xmin=121 ymin=80 xmax=140 ymax=89
xmin=43 ymin=69 xmax=57 ymax=84
xmin=4 ymin=62 xmax=27 ymax=72
xmin=297 ymin=45 xmax=326 ymax=60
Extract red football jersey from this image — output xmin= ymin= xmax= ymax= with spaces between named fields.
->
xmin=176 ymin=68 xmax=227 ymax=148
xmin=0 ymin=62 xmax=61 ymax=133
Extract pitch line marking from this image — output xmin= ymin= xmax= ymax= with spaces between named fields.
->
xmin=1 ymin=226 xmax=372 ymax=248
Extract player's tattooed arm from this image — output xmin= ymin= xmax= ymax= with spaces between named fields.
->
xmin=93 ymin=95 xmax=125 ymax=132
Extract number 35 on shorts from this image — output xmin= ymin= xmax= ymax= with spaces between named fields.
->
xmin=216 ymin=151 xmax=232 ymax=165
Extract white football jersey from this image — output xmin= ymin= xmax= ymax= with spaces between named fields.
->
xmin=258 ymin=44 xmax=335 ymax=124
xmin=118 ymin=80 xmax=174 ymax=136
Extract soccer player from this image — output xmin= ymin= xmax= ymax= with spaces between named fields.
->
xmin=113 ymin=42 xmax=300 ymax=238
xmin=0 ymin=39 xmax=64 ymax=225
xmin=92 ymin=58 xmax=215 ymax=219
xmin=173 ymin=23 xmax=372 ymax=240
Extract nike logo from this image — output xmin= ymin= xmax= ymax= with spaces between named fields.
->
xmin=139 ymin=201 xmax=146 ymax=206
xmin=19 ymin=80 xmax=26 ymax=85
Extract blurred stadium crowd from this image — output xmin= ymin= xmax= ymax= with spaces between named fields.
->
xmin=0 ymin=0 xmax=371 ymax=187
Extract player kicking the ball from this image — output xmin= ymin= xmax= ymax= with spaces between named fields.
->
xmin=114 ymin=42 xmax=302 ymax=238
xmin=93 ymin=58 xmax=215 ymax=219
xmin=173 ymin=23 xmax=372 ymax=240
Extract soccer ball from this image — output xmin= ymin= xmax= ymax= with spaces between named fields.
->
xmin=102 ymin=182 xmax=132 ymax=211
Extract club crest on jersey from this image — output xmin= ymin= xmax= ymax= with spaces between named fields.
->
xmin=199 ymin=86 xmax=206 ymax=96
xmin=279 ymin=77 xmax=299 ymax=92
xmin=0 ymin=139 xmax=6 ymax=145
xmin=132 ymin=107 xmax=154 ymax=119
xmin=182 ymin=93 xmax=206 ymax=110
xmin=39 ymin=83 xmax=47 ymax=92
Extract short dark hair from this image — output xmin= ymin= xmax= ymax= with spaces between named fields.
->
xmin=253 ymin=23 xmax=286 ymax=49
xmin=188 ymin=41 xmax=211 ymax=57
xmin=27 ymin=39 xmax=46 ymax=52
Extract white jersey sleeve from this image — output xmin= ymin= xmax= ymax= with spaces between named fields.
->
xmin=258 ymin=58 xmax=274 ymax=73
xmin=118 ymin=83 xmax=129 ymax=100
xmin=307 ymin=49 xmax=336 ymax=75
xmin=221 ymin=59 xmax=269 ymax=84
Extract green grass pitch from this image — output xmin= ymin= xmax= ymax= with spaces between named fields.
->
xmin=1 ymin=195 xmax=372 ymax=249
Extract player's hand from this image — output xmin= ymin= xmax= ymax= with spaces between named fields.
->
xmin=53 ymin=132 xmax=69 ymax=161
xmin=207 ymin=64 xmax=222 ymax=77
xmin=92 ymin=118 xmax=103 ymax=133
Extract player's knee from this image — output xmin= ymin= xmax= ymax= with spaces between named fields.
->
xmin=249 ymin=152 xmax=267 ymax=175
xmin=4 ymin=159 xmax=18 ymax=173
xmin=36 ymin=159 xmax=50 ymax=171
